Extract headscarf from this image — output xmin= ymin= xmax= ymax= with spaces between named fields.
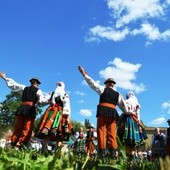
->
xmin=125 ymin=91 xmax=140 ymax=120
xmin=52 ymin=81 xmax=71 ymax=116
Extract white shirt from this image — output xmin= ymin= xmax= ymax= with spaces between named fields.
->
xmin=84 ymin=74 xmax=129 ymax=113
xmin=5 ymin=77 xmax=48 ymax=104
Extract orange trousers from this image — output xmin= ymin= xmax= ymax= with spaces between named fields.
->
xmin=85 ymin=140 xmax=95 ymax=155
xmin=11 ymin=115 xmax=34 ymax=146
xmin=97 ymin=115 xmax=117 ymax=149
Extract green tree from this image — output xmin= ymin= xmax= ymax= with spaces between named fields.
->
xmin=0 ymin=91 xmax=43 ymax=131
xmin=71 ymin=120 xmax=86 ymax=133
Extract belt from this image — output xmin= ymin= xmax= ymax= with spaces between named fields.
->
xmin=99 ymin=102 xmax=116 ymax=109
xmin=22 ymin=101 xmax=34 ymax=106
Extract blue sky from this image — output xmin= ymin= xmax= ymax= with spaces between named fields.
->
xmin=0 ymin=0 xmax=170 ymax=128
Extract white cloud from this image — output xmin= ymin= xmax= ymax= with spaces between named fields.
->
xmin=75 ymin=90 xmax=86 ymax=96
xmin=99 ymin=57 xmax=146 ymax=93
xmin=86 ymin=0 xmax=170 ymax=44
xmin=79 ymin=109 xmax=93 ymax=117
xmin=131 ymin=23 xmax=170 ymax=43
xmin=86 ymin=26 xmax=129 ymax=42
xmin=77 ymin=100 xmax=85 ymax=104
xmin=107 ymin=0 xmax=164 ymax=28
xmin=150 ymin=117 xmax=166 ymax=125
xmin=162 ymin=101 xmax=170 ymax=114
xmin=166 ymin=0 xmax=170 ymax=5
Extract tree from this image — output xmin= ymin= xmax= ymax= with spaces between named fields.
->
xmin=0 ymin=91 xmax=20 ymax=129
xmin=0 ymin=91 xmax=43 ymax=130
xmin=71 ymin=120 xmax=86 ymax=133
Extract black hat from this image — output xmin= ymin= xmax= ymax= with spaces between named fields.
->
xmin=29 ymin=78 xmax=41 ymax=85
xmin=167 ymin=119 xmax=170 ymax=122
xmin=104 ymin=78 xmax=116 ymax=84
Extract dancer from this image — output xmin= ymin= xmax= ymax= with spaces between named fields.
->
xmin=117 ymin=91 xmax=147 ymax=157
xmin=0 ymin=72 xmax=47 ymax=148
xmin=37 ymin=81 xmax=73 ymax=149
xmin=78 ymin=66 xmax=131 ymax=158
xmin=85 ymin=124 xmax=97 ymax=156
xmin=151 ymin=127 xmax=166 ymax=159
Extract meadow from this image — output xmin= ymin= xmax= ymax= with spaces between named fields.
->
xmin=0 ymin=146 xmax=170 ymax=170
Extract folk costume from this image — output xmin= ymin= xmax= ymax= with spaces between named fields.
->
xmin=37 ymin=81 xmax=73 ymax=144
xmin=0 ymin=73 xmax=46 ymax=148
xmin=78 ymin=66 xmax=129 ymax=158
xmin=151 ymin=127 xmax=166 ymax=158
xmin=166 ymin=119 xmax=170 ymax=156
xmin=74 ymin=127 xmax=86 ymax=152
xmin=117 ymin=91 xmax=147 ymax=155
xmin=85 ymin=125 xmax=97 ymax=156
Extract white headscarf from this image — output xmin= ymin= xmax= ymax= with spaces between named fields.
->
xmin=52 ymin=81 xmax=71 ymax=116
xmin=125 ymin=91 xmax=140 ymax=120
xmin=52 ymin=81 xmax=65 ymax=103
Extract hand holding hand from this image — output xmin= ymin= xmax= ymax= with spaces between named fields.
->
xmin=78 ymin=66 xmax=86 ymax=76
xmin=0 ymin=72 xmax=7 ymax=80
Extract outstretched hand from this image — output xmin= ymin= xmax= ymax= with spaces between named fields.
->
xmin=0 ymin=72 xmax=7 ymax=80
xmin=78 ymin=65 xmax=86 ymax=76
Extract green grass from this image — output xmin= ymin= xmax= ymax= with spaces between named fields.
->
xmin=1 ymin=146 xmax=170 ymax=170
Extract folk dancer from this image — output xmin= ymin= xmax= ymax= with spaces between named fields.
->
xmin=85 ymin=125 xmax=97 ymax=156
xmin=117 ymin=91 xmax=148 ymax=157
xmin=0 ymin=72 xmax=47 ymax=148
xmin=78 ymin=66 xmax=132 ymax=158
xmin=151 ymin=127 xmax=166 ymax=158
xmin=36 ymin=81 xmax=73 ymax=148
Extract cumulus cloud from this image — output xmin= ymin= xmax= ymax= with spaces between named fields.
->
xmin=86 ymin=26 xmax=129 ymax=42
xmin=79 ymin=109 xmax=93 ymax=117
xmin=99 ymin=57 xmax=146 ymax=93
xmin=150 ymin=117 xmax=166 ymax=125
xmin=108 ymin=0 xmax=164 ymax=28
xmin=162 ymin=101 xmax=170 ymax=114
xmin=86 ymin=0 xmax=170 ymax=44
xmin=132 ymin=23 xmax=170 ymax=44
xmin=75 ymin=90 xmax=87 ymax=96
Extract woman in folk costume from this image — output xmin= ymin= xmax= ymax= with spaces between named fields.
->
xmin=151 ymin=127 xmax=166 ymax=159
xmin=37 ymin=81 xmax=73 ymax=148
xmin=74 ymin=127 xmax=85 ymax=150
xmin=118 ymin=91 xmax=147 ymax=156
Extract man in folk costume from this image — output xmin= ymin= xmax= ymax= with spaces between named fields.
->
xmin=37 ymin=81 xmax=73 ymax=148
xmin=0 ymin=72 xmax=47 ymax=148
xmin=118 ymin=91 xmax=147 ymax=157
xmin=85 ymin=125 xmax=97 ymax=156
xmin=78 ymin=66 xmax=132 ymax=158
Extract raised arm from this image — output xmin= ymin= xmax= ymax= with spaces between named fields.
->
xmin=78 ymin=66 xmax=104 ymax=95
xmin=0 ymin=72 xmax=26 ymax=94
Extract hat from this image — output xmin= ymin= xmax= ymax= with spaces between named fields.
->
xmin=104 ymin=78 xmax=116 ymax=84
xmin=167 ymin=119 xmax=170 ymax=122
xmin=29 ymin=78 xmax=41 ymax=85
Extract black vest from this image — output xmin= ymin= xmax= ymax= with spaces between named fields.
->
xmin=97 ymin=88 xmax=119 ymax=120
xmin=22 ymin=86 xmax=39 ymax=104
xmin=15 ymin=86 xmax=39 ymax=118
xmin=99 ymin=88 xmax=119 ymax=105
